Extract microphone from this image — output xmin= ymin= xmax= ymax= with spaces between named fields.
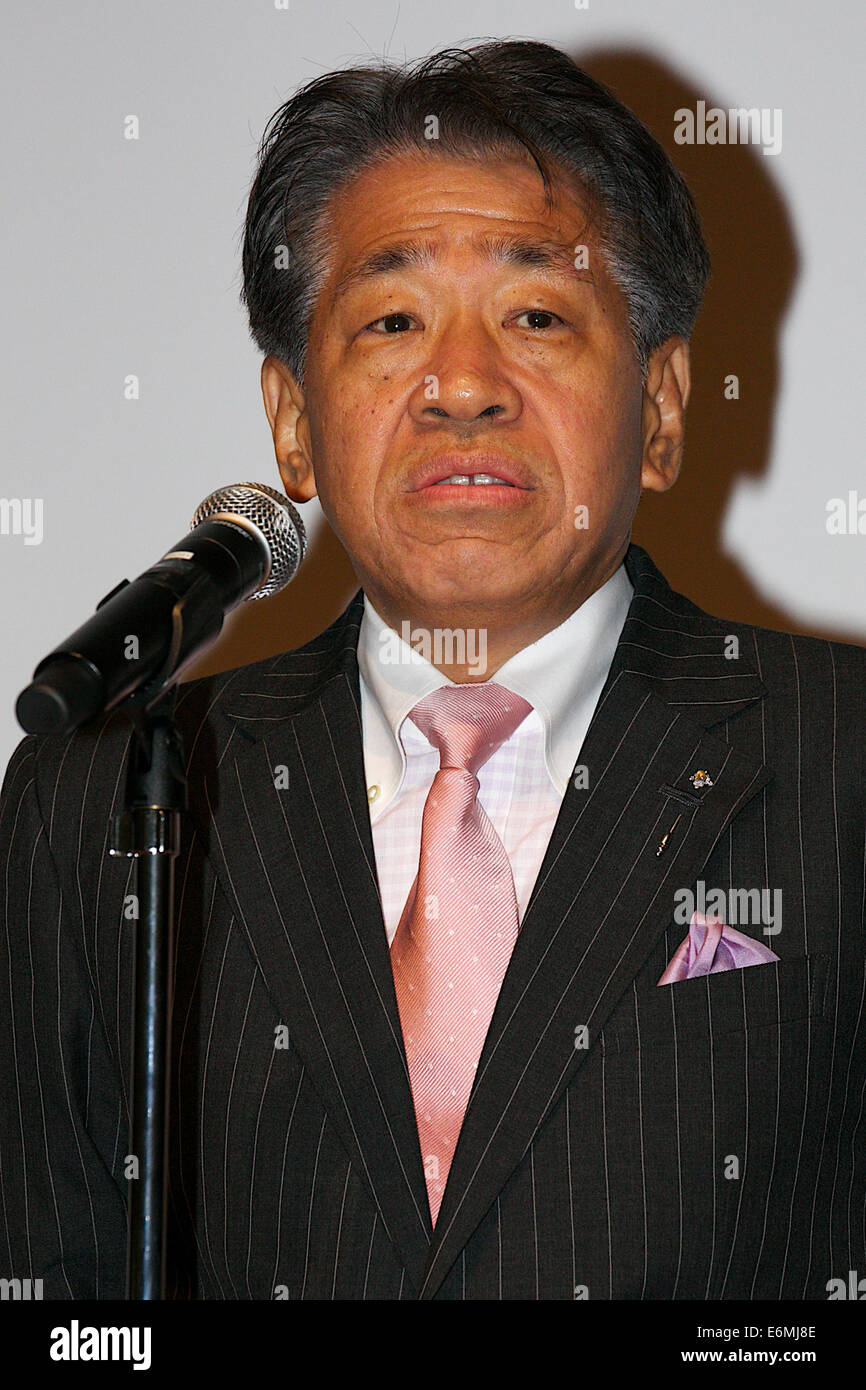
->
xmin=15 ymin=483 xmax=307 ymax=736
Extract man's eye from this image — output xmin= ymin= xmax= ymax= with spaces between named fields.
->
xmin=514 ymin=309 xmax=564 ymax=330
xmin=366 ymin=312 xmax=414 ymax=334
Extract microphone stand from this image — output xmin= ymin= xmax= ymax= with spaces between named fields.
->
xmin=109 ymin=684 xmax=187 ymax=1300
xmin=14 ymin=496 xmax=303 ymax=1300
xmin=14 ymin=496 xmax=304 ymax=1300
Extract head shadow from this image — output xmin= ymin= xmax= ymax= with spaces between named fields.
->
xmin=582 ymin=46 xmax=859 ymax=644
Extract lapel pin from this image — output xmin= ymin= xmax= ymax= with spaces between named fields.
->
xmin=690 ymin=769 xmax=714 ymax=790
xmin=656 ymin=813 xmax=682 ymax=857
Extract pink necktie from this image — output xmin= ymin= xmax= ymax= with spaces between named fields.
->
xmin=390 ymin=682 xmax=533 ymax=1225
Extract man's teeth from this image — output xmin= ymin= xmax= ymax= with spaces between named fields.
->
xmin=433 ymin=474 xmax=513 ymax=485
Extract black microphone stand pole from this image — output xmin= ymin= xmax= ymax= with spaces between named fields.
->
xmin=109 ymin=685 xmax=187 ymax=1300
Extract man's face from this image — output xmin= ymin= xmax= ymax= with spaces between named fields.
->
xmin=266 ymin=149 xmax=680 ymax=626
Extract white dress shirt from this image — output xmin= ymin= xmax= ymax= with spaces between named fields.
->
xmin=358 ymin=564 xmax=634 ymax=944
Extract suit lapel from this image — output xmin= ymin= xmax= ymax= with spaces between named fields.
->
xmin=418 ymin=545 xmax=773 ymax=1297
xmin=201 ymin=596 xmax=433 ymax=1295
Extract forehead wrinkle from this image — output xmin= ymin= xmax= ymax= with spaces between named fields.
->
xmin=331 ymin=229 xmax=594 ymax=306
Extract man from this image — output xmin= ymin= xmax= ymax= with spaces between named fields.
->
xmin=1 ymin=39 xmax=864 ymax=1301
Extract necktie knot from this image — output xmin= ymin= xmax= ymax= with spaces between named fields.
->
xmin=408 ymin=683 xmax=532 ymax=775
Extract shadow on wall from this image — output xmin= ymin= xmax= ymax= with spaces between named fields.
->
xmin=583 ymin=48 xmax=862 ymax=648
xmin=185 ymin=45 xmax=863 ymax=686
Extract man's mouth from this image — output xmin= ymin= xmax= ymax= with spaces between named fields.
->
xmin=407 ymin=455 xmax=534 ymax=492
xmin=432 ymin=473 xmax=515 ymax=486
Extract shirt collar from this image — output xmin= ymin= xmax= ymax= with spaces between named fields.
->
xmin=357 ymin=562 xmax=633 ymax=815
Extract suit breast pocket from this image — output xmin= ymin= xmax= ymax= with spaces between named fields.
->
xmin=599 ymin=952 xmax=831 ymax=1058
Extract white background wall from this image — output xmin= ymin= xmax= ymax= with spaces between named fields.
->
xmin=2 ymin=0 xmax=864 ymax=769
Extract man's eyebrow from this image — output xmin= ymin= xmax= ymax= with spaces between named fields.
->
xmin=480 ymin=233 xmax=594 ymax=282
xmin=331 ymin=233 xmax=594 ymax=302
xmin=331 ymin=240 xmax=438 ymax=301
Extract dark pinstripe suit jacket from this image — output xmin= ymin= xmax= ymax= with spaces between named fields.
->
xmin=2 ymin=544 xmax=864 ymax=1300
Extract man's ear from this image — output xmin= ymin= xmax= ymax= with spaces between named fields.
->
xmin=260 ymin=355 xmax=318 ymax=503
xmin=640 ymin=336 xmax=691 ymax=494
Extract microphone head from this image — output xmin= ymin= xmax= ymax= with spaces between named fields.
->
xmin=190 ymin=483 xmax=306 ymax=600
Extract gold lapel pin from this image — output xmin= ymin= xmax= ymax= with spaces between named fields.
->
xmin=656 ymin=814 xmax=682 ymax=857
xmin=690 ymin=768 xmax=714 ymax=790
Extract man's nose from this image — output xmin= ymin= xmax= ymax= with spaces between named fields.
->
xmin=407 ymin=329 xmax=522 ymax=428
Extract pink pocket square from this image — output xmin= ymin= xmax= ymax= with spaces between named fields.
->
xmin=658 ymin=910 xmax=780 ymax=985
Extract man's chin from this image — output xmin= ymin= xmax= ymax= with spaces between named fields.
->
xmin=380 ymin=569 xmax=537 ymax=620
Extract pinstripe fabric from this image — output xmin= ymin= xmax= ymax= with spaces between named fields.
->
xmin=1 ymin=543 xmax=864 ymax=1300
